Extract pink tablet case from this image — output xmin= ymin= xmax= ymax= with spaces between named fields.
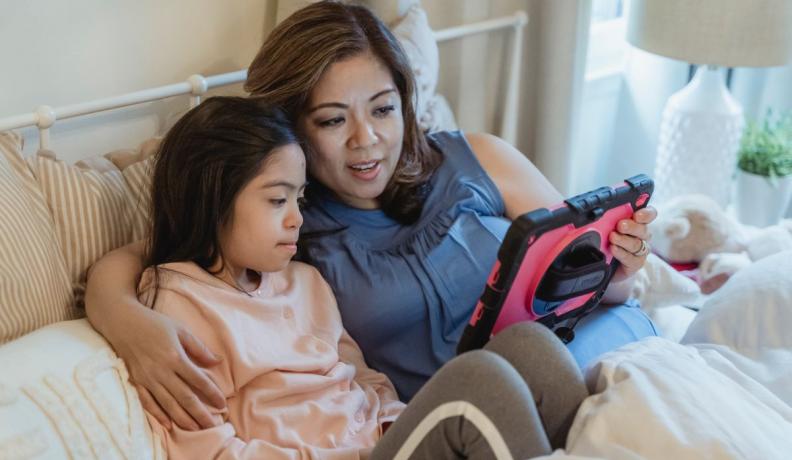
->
xmin=457 ymin=174 xmax=653 ymax=353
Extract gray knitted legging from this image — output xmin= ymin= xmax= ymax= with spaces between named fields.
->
xmin=370 ymin=322 xmax=588 ymax=460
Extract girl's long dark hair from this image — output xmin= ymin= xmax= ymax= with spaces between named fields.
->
xmin=146 ymin=96 xmax=299 ymax=272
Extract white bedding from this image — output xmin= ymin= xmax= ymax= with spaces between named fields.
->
xmin=536 ymin=250 xmax=792 ymax=460
xmin=560 ymin=339 xmax=792 ymax=459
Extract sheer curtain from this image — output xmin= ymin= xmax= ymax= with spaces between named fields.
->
xmin=523 ymin=0 xmax=591 ymax=195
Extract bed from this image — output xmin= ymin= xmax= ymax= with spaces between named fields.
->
xmin=1 ymin=4 xmax=790 ymax=460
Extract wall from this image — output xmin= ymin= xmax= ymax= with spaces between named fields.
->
xmin=0 ymin=0 xmax=273 ymax=162
xmin=0 ymin=0 xmax=559 ymax=177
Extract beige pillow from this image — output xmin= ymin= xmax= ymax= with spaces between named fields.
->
xmin=29 ymin=139 xmax=157 ymax=305
xmin=0 ymin=132 xmax=75 ymax=344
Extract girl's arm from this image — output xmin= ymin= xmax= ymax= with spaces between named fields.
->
xmin=84 ymin=240 xmax=225 ymax=430
xmin=465 ymin=132 xmax=656 ymax=302
xmin=338 ymin=330 xmax=405 ymax=424
xmin=315 ymin=273 xmax=404 ymax=424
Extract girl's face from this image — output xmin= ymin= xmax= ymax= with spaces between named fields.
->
xmin=299 ymin=52 xmax=404 ymax=209
xmin=218 ymin=144 xmax=306 ymax=284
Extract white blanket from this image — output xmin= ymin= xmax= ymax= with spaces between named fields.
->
xmin=536 ymin=251 xmax=792 ymax=460
xmin=561 ymin=339 xmax=792 ymax=459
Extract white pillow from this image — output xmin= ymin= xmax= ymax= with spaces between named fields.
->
xmin=422 ymin=93 xmax=458 ymax=133
xmin=681 ymin=250 xmax=792 ymax=352
xmin=391 ymin=5 xmax=458 ymax=133
xmin=0 ymin=319 xmax=163 ymax=459
xmin=391 ymin=5 xmax=438 ymax=123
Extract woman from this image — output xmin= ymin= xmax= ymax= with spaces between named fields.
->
xmin=85 ymin=0 xmax=656 ymax=437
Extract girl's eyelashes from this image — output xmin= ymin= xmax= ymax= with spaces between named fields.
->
xmin=270 ymin=195 xmax=306 ymax=208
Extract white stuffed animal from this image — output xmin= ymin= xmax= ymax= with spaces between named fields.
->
xmin=649 ymin=194 xmax=792 ymax=293
xmin=700 ymin=221 xmax=792 ymax=291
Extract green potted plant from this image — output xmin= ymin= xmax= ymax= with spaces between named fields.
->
xmin=736 ymin=110 xmax=792 ymax=227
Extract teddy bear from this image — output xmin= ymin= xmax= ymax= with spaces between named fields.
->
xmin=649 ymin=194 xmax=792 ymax=293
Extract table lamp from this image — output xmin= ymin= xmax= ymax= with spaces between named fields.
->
xmin=626 ymin=0 xmax=792 ymax=207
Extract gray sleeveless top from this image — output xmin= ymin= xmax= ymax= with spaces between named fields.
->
xmin=298 ymin=131 xmax=510 ymax=400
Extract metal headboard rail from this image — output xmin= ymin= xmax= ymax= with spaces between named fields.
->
xmin=0 ymin=11 xmax=527 ymax=149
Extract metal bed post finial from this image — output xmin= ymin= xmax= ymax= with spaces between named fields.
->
xmin=188 ymin=74 xmax=209 ymax=108
xmin=35 ymin=105 xmax=56 ymax=150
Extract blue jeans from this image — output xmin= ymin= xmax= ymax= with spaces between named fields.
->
xmin=565 ymin=300 xmax=658 ymax=369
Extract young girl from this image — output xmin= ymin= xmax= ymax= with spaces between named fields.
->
xmin=138 ymin=96 xmax=588 ymax=459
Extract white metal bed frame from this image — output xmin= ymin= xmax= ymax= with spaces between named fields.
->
xmin=0 ymin=11 xmax=527 ymax=150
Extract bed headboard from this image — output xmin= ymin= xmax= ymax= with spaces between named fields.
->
xmin=0 ymin=10 xmax=526 ymax=163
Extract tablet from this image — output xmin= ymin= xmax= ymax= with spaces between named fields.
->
xmin=456 ymin=174 xmax=653 ymax=353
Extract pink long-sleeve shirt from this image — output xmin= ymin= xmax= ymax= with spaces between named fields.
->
xmin=137 ymin=261 xmax=405 ymax=460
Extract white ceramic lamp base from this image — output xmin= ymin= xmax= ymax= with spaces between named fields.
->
xmin=654 ymin=66 xmax=744 ymax=208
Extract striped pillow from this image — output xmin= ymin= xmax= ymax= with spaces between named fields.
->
xmin=122 ymin=156 xmax=154 ymax=242
xmin=0 ymin=132 xmax=76 ymax=344
xmin=30 ymin=140 xmax=157 ymax=306
xmin=104 ymin=138 xmax=158 ymax=242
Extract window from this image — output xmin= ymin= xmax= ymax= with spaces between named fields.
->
xmin=585 ymin=0 xmax=628 ymax=80
xmin=591 ymin=0 xmax=623 ymax=23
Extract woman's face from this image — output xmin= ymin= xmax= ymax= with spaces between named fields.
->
xmin=299 ymin=52 xmax=404 ymax=209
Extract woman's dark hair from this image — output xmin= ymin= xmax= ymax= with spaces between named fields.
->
xmin=146 ymin=96 xmax=299 ymax=272
xmin=245 ymin=0 xmax=441 ymax=223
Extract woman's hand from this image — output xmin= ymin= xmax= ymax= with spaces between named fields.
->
xmin=85 ymin=241 xmax=227 ymax=430
xmin=609 ymin=206 xmax=657 ymax=283
xmin=112 ymin=305 xmax=226 ymax=431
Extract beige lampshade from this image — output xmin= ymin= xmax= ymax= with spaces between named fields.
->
xmin=627 ymin=0 xmax=792 ymax=67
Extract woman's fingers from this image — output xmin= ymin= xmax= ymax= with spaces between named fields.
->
xmin=616 ymin=206 xmax=657 ymax=241
xmin=135 ymin=383 xmax=171 ymax=430
xmin=609 ymin=231 xmax=643 ymax=255
xmin=611 ymin=244 xmax=643 ymax=274
xmin=608 ymin=207 xmax=657 ymax=282
xmin=178 ymin=330 xmax=226 ymax=410
xmin=159 ymin=347 xmax=219 ymax=429
xmin=174 ymin=361 xmax=225 ymax=423
xmin=132 ymin=349 xmax=219 ymax=430
xmin=633 ymin=206 xmax=657 ymax=224
xmin=150 ymin=380 xmax=202 ymax=431
xmin=109 ymin=308 xmax=222 ymax=431
xmin=180 ymin=329 xmax=222 ymax=367
xmin=617 ymin=219 xmax=651 ymax=241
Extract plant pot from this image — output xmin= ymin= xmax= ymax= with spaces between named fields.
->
xmin=736 ymin=170 xmax=792 ymax=227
